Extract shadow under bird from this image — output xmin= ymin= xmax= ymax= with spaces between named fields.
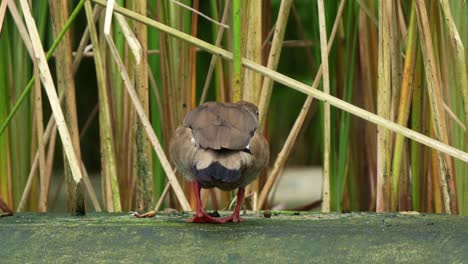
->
xmin=170 ymin=101 xmax=269 ymax=223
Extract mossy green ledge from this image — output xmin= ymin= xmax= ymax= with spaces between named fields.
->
xmin=1 ymin=212 xmax=467 ymax=263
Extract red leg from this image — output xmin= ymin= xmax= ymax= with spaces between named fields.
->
xmin=220 ymin=187 xmax=245 ymax=223
xmin=186 ymin=182 xmax=224 ymax=224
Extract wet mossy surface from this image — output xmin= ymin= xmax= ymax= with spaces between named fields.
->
xmin=1 ymin=212 xmax=467 ymax=263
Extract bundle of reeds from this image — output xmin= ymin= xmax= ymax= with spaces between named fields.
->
xmin=0 ymin=0 xmax=466 ymax=215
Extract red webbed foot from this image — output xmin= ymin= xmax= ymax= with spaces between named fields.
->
xmin=186 ymin=212 xmax=224 ymax=224
xmin=219 ymin=214 xmax=245 ymax=223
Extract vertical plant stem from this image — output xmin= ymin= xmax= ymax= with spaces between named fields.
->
xmin=242 ymin=0 xmax=262 ymax=104
xmin=242 ymin=0 xmax=262 ymax=208
xmin=189 ymin=0 xmax=199 ymax=109
xmin=97 ymin=11 xmax=114 ymax=211
xmin=391 ymin=5 xmax=417 ymax=211
xmin=155 ymin=0 xmax=175 ymax=209
xmin=133 ymin=0 xmax=154 ymax=211
xmin=10 ymin=0 xmax=32 ymax=210
xmin=49 ymin=0 xmax=86 ymax=215
xmin=84 ymin=0 xmax=121 ymax=212
xmin=231 ymin=0 xmax=242 ymax=102
xmin=357 ymin=3 xmax=378 ymax=210
xmin=187 ymin=0 xmax=200 ymax=209
xmin=376 ymin=0 xmax=392 ymax=212
xmin=317 ymin=0 xmax=330 ymax=213
xmin=334 ymin=2 xmax=358 ymax=212
xmin=411 ymin=52 xmax=423 ymax=211
xmin=431 ymin=133 xmax=443 ymax=213
xmin=147 ymin=1 xmax=165 ymax=207
xmin=0 ymin=16 xmax=12 ymax=207
xmin=34 ymin=63 xmax=47 ymax=212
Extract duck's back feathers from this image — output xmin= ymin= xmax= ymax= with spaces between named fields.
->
xmin=183 ymin=102 xmax=258 ymax=150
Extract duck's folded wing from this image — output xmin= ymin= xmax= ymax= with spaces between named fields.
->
xmin=239 ymin=131 xmax=270 ymax=187
xmin=183 ymin=102 xmax=258 ymax=150
xmin=169 ymin=126 xmax=198 ymax=181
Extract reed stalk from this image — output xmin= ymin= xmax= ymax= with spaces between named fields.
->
xmin=317 ymin=0 xmax=330 ymax=213
xmin=147 ymin=1 xmax=166 ymax=206
xmin=391 ymin=4 xmax=417 ymax=211
xmin=357 ymin=3 xmax=378 ymax=210
xmin=411 ymin=51 xmax=423 ymax=211
xmin=242 ymin=0 xmax=262 ymax=104
xmin=32 ymin=0 xmax=49 ymax=211
xmin=376 ymin=0 xmax=392 ymax=212
xmin=187 ymin=0 xmax=200 ymax=208
xmin=0 ymin=15 xmax=11 ymax=207
xmin=34 ymin=62 xmax=47 ymax=212
xmin=84 ymin=0 xmax=121 ymax=212
xmin=189 ymin=0 xmax=199 ymax=108
xmin=333 ymin=1 xmax=358 ymax=212
xmin=132 ymin=0 xmax=154 ymax=212
xmin=49 ymin=0 xmax=86 ymax=215
xmin=231 ymin=0 xmax=242 ymax=102
xmin=241 ymin=0 xmax=263 ymax=208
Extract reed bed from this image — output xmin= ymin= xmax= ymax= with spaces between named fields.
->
xmin=0 ymin=0 xmax=467 ymax=216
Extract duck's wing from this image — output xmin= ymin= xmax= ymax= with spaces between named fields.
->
xmin=183 ymin=102 xmax=258 ymax=150
xmin=169 ymin=126 xmax=198 ymax=181
xmin=239 ymin=131 xmax=269 ymax=187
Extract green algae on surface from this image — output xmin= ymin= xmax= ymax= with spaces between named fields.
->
xmin=1 ymin=212 xmax=468 ymax=263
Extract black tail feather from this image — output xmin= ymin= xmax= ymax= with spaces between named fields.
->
xmin=192 ymin=162 xmax=241 ymax=187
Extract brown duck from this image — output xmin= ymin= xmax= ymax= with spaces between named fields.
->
xmin=170 ymin=101 xmax=269 ymax=223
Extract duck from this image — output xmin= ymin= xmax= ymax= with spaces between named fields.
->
xmin=170 ymin=101 xmax=269 ymax=223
